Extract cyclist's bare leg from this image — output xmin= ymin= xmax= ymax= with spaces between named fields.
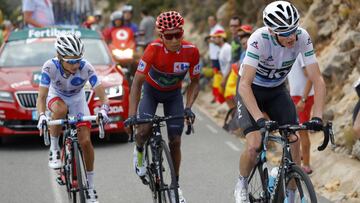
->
xmin=168 ymin=135 xmax=181 ymax=177
xmin=289 ymin=134 xmax=301 ymax=166
xmin=135 ymin=123 xmax=152 ymax=147
xmin=299 ymin=130 xmax=311 ymax=167
xmin=239 ymin=131 xmax=262 ymax=177
xmin=77 ymin=126 xmax=94 ymax=171
xmin=353 ymin=111 xmax=360 ymax=138
xmin=49 ymin=100 xmax=68 ymax=137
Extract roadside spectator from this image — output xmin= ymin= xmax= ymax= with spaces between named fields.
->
xmin=238 ymin=25 xmax=253 ymax=63
xmin=211 ymin=30 xmax=231 ymax=107
xmin=138 ymin=7 xmax=155 ymax=48
xmin=207 ymin=15 xmax=224 ymax=103
xmin=229 ymin=16 xmax=242 ymax=63
xmin=22 ymin=0 xmax=55 ymax=28
xmin=92 ymin=10 xmax=105 ymax=31
xmin=353 ymin=78 xmax=360 ymax=139
xmin=122 ymin=4 xmax=139 ymax=35
xmin=288 ymin=54 xmax=315 ymax=174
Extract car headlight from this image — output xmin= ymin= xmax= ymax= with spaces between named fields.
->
xmin=94 ymin=85 xmax=123 ymax=100
xmin=112 ymin=48 xmax=134 ymax=60
xmin=0 ymin=91 xmax=14 ymax=102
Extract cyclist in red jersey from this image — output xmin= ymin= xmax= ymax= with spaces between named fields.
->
xmin=125 ymin=11 xmax=200 ymax=203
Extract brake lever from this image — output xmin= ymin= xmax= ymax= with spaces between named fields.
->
xmin=317 ymin=123 xmax=330 ymax=151
xmin=97 ymin=113 xmax=105 ymax=139
xmin=129 ymin=125 xmax=135 ymax=142
xmin=42 ymin=120 xmax=50 ymax=146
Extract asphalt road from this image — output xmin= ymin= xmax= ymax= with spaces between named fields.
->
xmin=0 ymin=107 xmax=332 ymax=203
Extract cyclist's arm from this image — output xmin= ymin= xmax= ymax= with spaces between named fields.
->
xmin=128 ymin=73 xmax=146 ymax=116
xmin=36 ymin=86 xmax=49 ymax=115
xmin=304 ymin=62 xmax=326 ymax=118
xmin=301 ymin=69 xmax=313 ymax=101
xmin=238 ymin=64 xmax=264 ymax=121
xmin=93 ymin=84 xmax=109 ymax=105
xmin=185 ymin=77 xmax=200 ymax=108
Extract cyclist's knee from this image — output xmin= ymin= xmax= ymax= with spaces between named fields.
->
xmin=168 ymin=136 xmax=181 ymax=147
xmin=246 ymin=145 xmax=260 ymax=160
xmin=51 ymin=101 xmax=68 ymax=118
xmin=78 ymin=127 xmax=91 ymax=147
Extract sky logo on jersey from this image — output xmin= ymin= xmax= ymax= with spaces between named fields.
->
xmin=174 ymin=62 xmax=190 ymax=73
xmin=138 ymin=59 xmax=146 ymax=71
xmin=194 ymin=64 xmax=201 ymax=75
xmin=250 ymin=41 xmax=259 ymax=49
xmin=71 ymin=77 xmax=85 ymax=86
xmin=40 ymin=73 xmax=50 ymax=85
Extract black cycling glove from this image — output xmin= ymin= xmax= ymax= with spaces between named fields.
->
xmin=184 ymin=108 xmax=195 ymax=123
xmin=256 ymin=118 xmax=278 ymax=132
xmin=124 ymin=115 xmax=137 ymax=127
xmin=304 ymin=117 xmax=323 ymax=131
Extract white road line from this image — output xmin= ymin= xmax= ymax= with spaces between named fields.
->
xmin=49 ymin=169 xmax=64 ymax=203
xmin=225 ymin=141 xmax=241 ymax=152
xmin=206 ymin=124 xmax=218 ymax=134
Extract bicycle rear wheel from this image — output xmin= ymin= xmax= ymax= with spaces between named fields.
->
xmin=74 ymin=142 xmax=87 ymax=203
xmin=248 ymin=162 xmax=269 ymax=203
xmin=158 ymin=140 xmax=179 ymax=203
xmin=277 ymin=165 xmax=317 ymax=203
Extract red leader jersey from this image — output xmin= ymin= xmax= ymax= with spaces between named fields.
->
xmin=136 ymin=39 xmax=201 ymax=91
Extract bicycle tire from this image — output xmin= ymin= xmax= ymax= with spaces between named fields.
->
xmin=145 ymin=142 xmax=159 ymax=203
xmin=248 ymin=162 xmax=269 ymax=203
xmin=74 ymin=142 xmax=87 ymax=203
xmin=158 ymin=140 xmax=179 ymax=203
xmin=61 ymin=145 xmax=74 ymax=201
xmin=276 ymin=165 xmax=317 ymax=203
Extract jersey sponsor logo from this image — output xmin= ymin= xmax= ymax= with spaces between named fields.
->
xmin=138 ymin=59 xmax=146 ymax=71
xmin=174 ymin=62 xmax=190 ymax=73
xmin=193 ymin=64 xmax=201 ymax=75
xmin=237 ymin=101 xmax=242 ymax=119
xmin=250 ymin=41 xmax=259 ymax=49
xmin=43 ymin=66 xmax=50 ymax=73
xmin=71 ymin=77 xmax=85 ymax=86
xmin=40 ymin=72 xmax=51 ymax=85
xmin=256 ymin=64 xmax=292 ymax=80
xmin=89 ymin=75 xmax=98 ymax=87
xmin=304 ymin=50 xmax=314 ymax=57
xmin=88 ymin=69 xmax=94 ymax=76
xmin=307 ymin=38 xmax=312 ymax=45
xmin=55 ymin=80 xmax=62 ymax=87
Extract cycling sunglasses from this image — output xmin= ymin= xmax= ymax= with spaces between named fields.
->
xmin=62 ymin=57 xmax=83 ymax=64
xmin=162 ymin=30 xmax=184 ymax=40
xmin=278 ymin=28 xmax=297 ymax=37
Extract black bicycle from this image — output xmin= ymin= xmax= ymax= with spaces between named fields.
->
xmin=41 ymin=113 xmax=105 ymax=203
xmin=127 ymin=114 xmax=193 ymax=203
xmin=247 ymin=121 xmax=335 ymax=203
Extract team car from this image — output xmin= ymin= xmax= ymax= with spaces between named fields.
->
xmin=0 ymin=27 xmax=129 ymax=141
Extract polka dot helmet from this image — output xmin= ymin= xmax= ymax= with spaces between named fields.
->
xmin=156 ymin=11 xmax=184 ymax=33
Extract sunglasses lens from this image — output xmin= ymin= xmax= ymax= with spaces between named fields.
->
xmin=279 ymin=29 xmax=297 ymax=37
xmin=64 ymin=59 xmax=81 ymax=64
xmin=163 ymin=31 xmax=183 ymax=40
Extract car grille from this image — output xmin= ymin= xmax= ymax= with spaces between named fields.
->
xmin=15 ymin=91 xmax=92 ymax=109
xmin=4 ymin=120 xmax=38 ymax=131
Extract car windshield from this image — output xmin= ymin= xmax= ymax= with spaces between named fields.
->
xmin=0 ymin=38 xmax=112 ymax=67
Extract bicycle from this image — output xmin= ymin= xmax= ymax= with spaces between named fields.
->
xmin=247 ymin=121 xmax=335 ymax=203
xmin=127 ymin=114 xmax=193 ymax=203
xmin=41 ymin=113 xmax=105 ymax=203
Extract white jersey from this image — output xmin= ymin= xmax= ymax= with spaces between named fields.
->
xmin=39 ymin=58 xmax=101 ymax=97
xmin=242 ymin=27 xmax=317 ymax=88
xmin=287 ymin=54 xmax=314 ymax=96
xmin=218 ymin=42 xmax=232 ymax=76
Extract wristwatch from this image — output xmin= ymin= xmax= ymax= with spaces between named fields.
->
xmin=301 ymin=97 xmax=307 ymax=103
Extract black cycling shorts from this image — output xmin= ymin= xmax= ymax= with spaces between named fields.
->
xmin=138 ymin=82 xmax=184 ymax=137
xmin=236 ymin=83 xmax=298 ymax=136
xmin=353 ymin=100 xmax=360 ymax=123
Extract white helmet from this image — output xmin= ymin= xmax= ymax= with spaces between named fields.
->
xmin=263 ymin=1 xmax=300 ymax=33
xmin=55 ymin=33 xmax=84 ymax=57
xmin=110 ymin=10 xmax=123 ymax=21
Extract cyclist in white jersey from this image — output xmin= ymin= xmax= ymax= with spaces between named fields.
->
xmin=36 ymin=33 xmax=109 ymax=203
xmin=234 ymin=1 xmax=326 ymax=203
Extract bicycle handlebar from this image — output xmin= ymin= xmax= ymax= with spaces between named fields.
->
xmin=263 ymin=121 xmax=335 ymax=151
xmin=40 ymin=114 xmax=106 ymax=145
xmin=127 ymin=114 xmax=194 ymax=142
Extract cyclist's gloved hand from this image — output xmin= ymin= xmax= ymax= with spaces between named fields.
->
xmin=37 ymin=113 xmax=48 ymax=130
xmin=124 ymin=115 xmax=137 ymax=127
xmin=184 ymin=107 xmax=195 ymax=123
xmin=99 ymin=104 xmax=110 ymax=124
xmin=304 ymin=117 xmax=323 ymax=131
xmin=256 ymin=118 xmax=278 ymax=132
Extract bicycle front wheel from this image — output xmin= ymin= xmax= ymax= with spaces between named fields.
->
xmin=74 ymin=142 xmax=88 ymax=203
xmin=281 ymin=165 xmax=317 ymax=203
xmin=248 ymin=162 xmax=269 ymax=203
xmin=158 ymin=140 xmax=179 ymax=203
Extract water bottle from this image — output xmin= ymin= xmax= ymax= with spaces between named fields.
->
xmin=268 ymin=167 xmax=279 ymax=193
